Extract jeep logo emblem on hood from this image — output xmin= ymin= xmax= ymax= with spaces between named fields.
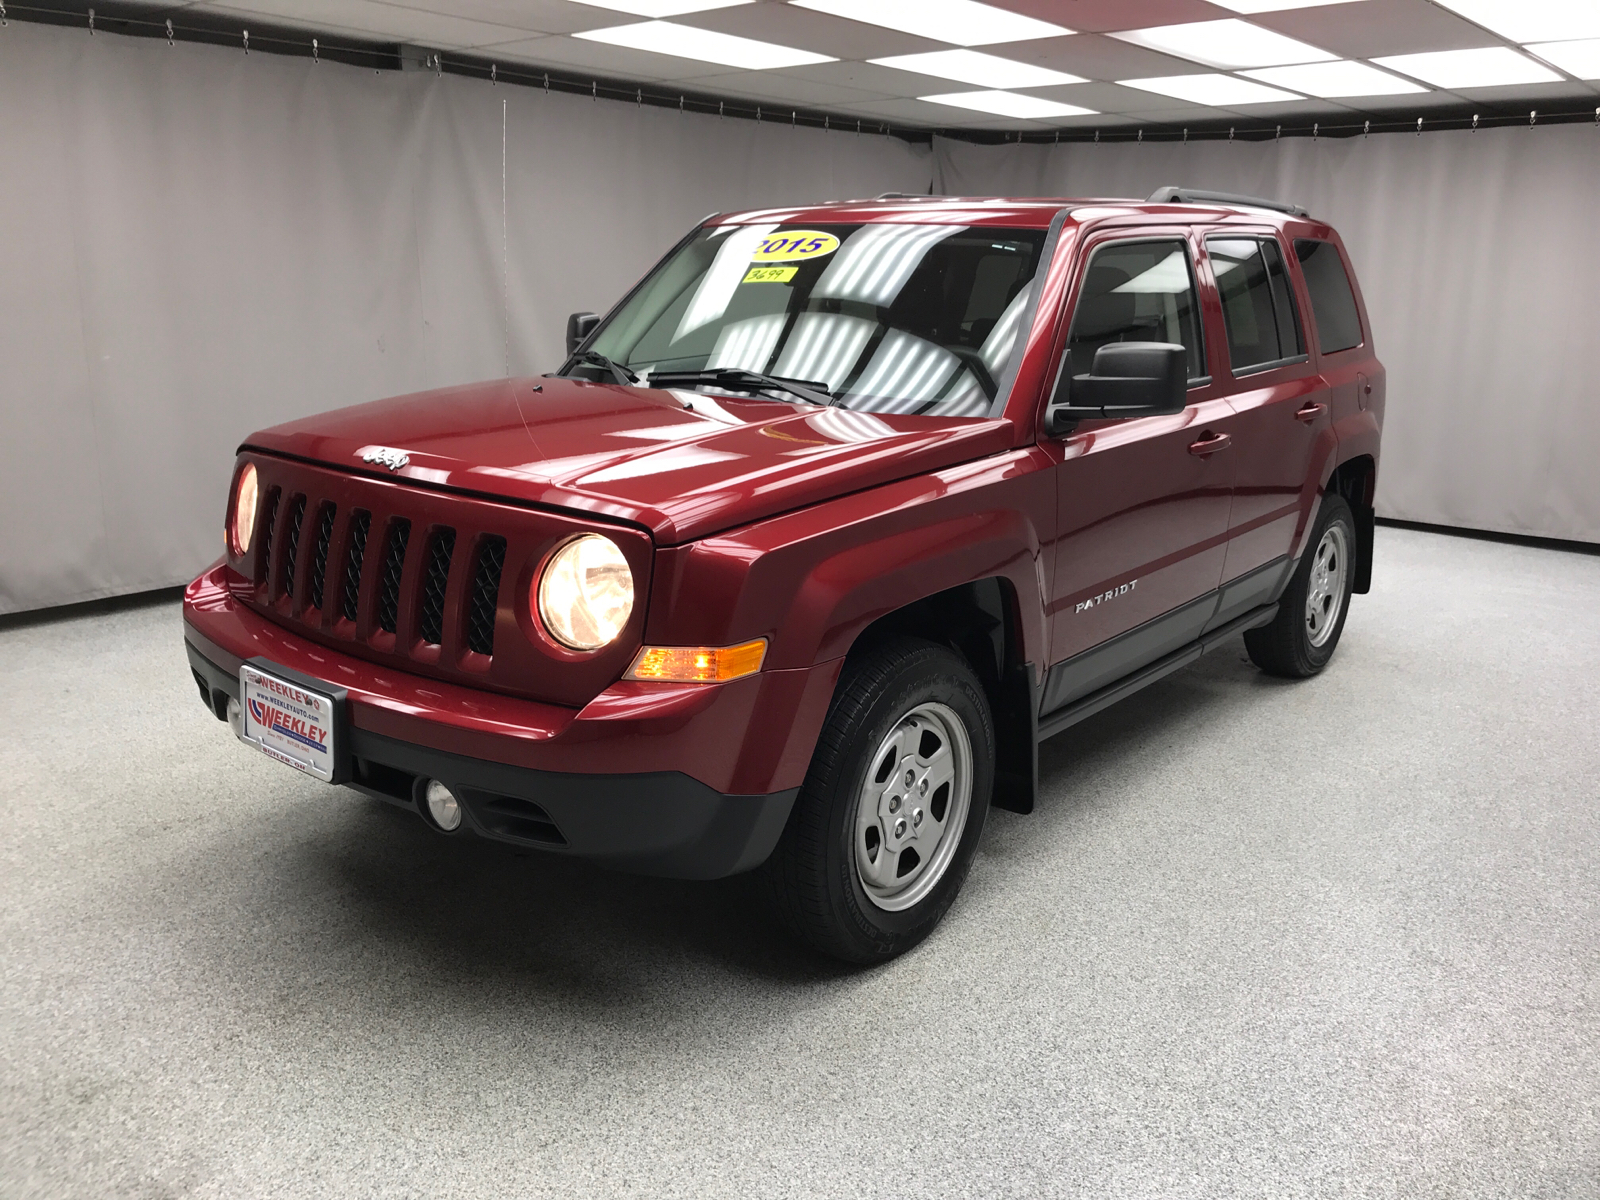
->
xmin=360 ymin=446 xmax=410 ymax=472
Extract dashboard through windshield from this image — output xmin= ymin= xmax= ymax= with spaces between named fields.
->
xmin=579 ymin=222 xmax=1050 ymax=418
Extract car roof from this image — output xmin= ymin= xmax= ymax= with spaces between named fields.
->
xmin=711 ymin=196 xmax=1320 ymax=232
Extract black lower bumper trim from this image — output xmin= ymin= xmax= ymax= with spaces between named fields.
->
xmin=186 ymin=637 xmax=798 ymax=880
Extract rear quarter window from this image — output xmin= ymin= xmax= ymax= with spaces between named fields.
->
xmin=1293 ymin=239 xmax=1363 ymax=354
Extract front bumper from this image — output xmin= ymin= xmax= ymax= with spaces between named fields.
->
xmin=184 ymin=565 xmax=837 ymax=878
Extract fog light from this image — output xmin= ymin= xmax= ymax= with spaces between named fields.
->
xmin=425 ymin=780 xmax=463 ymax=831
xmin=226 ymin=697 xmax=245 ymax=740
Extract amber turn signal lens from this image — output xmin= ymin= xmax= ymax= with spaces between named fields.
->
xmin=230 ymin=463 xmax=258 ymax=557
xmin=626 ymin=639 xmax=767 ymax=684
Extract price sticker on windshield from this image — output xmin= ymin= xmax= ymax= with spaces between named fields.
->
xmin=751 ymin=231 xmax=839 ymax=263
xmin=742 ymin=265 xmax=798 ymax=284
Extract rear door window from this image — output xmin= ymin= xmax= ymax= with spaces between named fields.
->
xmin=1293 ymin=238 xmax=1363 ymax=354
xmin=1066 ymin=239 xmax=1206 ymax=383
xmin=1207 ymin=236 xmax=1306 ymax=374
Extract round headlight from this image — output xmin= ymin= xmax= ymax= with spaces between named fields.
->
xmin=536 ymin=534 xmax=635 ymax=650
xmin=231 ymin=463 xmax=259 ymax=556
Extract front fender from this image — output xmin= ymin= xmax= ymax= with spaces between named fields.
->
xmin=645 ymin=448 xmax=1053 ymax=674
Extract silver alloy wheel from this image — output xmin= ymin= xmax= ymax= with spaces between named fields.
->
xmin=1305 ymin=522 xmax=1350 ymax=648
xmin=853 ymin=701 xmax=973 ymax=912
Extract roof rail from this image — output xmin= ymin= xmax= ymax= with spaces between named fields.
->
xmin=876 ymin=191 xmax=941 ymax=201
xmin=1147 ymin=185 xmax=1306 ymax=217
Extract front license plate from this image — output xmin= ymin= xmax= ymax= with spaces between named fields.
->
xmin=239 ymin=664 xmax=338 ymax=782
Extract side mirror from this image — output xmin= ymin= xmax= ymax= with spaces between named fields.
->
xmin=566 ymin=312 xmax=600 ymax=357
xmin=1044 ymin=342 xmax=1189 ymax=436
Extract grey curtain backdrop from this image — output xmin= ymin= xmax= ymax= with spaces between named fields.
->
xmin=0 ymin=21 xmax=931 ymax=614
xmin=935 ymin=129 xmax=1600 ymax=549
xmin=4 ymin=20 xmax=1598 ymax=614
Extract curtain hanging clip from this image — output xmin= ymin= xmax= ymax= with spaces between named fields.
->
xmin=1093 ymin=130 xmax=1099 ymax=145
xmin=1182 ymin=128 xmax=1188 ymax=144
xmin=1 ymin=4 xmax=7 ymax=27
xmin=1228 ymin=126 xmax=1235 ymax=143
xmin=719 ymin=100 xmax=724 ymax=119
xmin=1529 ymin=109 xmax=1537 ymax=128
xmin=1137 ymin=128 xmax=1143 ymax=144
xmin=312 ymin=38 xmax=319 ymax=63
xmin=637 ymin=87 xmax=642 ymax=107
xmin=1313 ymin=122 xmax=1318 ymax=139
xmin=1471 ymin=113 xmax=1479 ymax=132
xmin=1416 ymin=117 xmax=1423 ymax=136
xmin=491 ymin=63 xmax=496 ymax=85
xmin=88 ymin=8 xmax=94 ymax=34
xmin=591 ymin=80 xmax=596 ymax=102
xmin=242 ymin=29 xmax=249 ymax=55
xmin=544 ymin=72 xmax=549 ymax=95
xmin=166 ymin=18 xmax=173 ymax=43
xmin=1275 ymin=124 xmax=1281 ymax=140
xmin=1363 ymin=120 xmax=1370 ymax=138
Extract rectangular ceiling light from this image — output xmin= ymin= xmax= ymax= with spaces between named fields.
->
xmin=1432 ymin=0 xmax=1600 ymax=44
xmin=1372 ymin=47 xmax=1561 ymax=88
xmin=1527 ymin=38 xmax=1600 ymax=79
xmin=1208 ymin=0 xmax=1362 ymax=9
xmin=792 ymin=0 xmax=1071 ymax=46
xmin=1243 ymin=61 xmax=1427 ymax=97
xmin=566 ymin=0 xmax=754 ymax=15
xmin=574 ymin=20 xmax=835 ymax=68
xmin=1120 ymin=73 xmax=1303 ymax=106
xmin=921 ymin=90 xmax=1098 ymax=119
xmin=1111 ymin=19 xmax=1335 ymax=70
xmin=871 ymin=49 xmax=1085 ymax=88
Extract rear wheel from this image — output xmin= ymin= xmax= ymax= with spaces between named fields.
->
xmin=1244 ymin=493 xmax=1356 ymax=678
xmin=762 ymin=638 xmax=993 ymax=964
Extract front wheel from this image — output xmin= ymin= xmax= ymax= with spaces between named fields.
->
xmin=762 ymin=639 xmax=994 ymax=964
xmin=1244 ymin=493 xmax=1357 ymax=678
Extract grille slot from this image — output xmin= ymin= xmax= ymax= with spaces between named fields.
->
xmin=259 ymin=490 xmax=281 ymax=588
xmin=376 ymin=519 xmax=411 ymax=635
xmin=466 ymin=537 xmax=506 ymax=656
xmin=340 ymin=510 xmax=371 ymax=623
xmin=308 ymin=503 xmax=336 ymax=612
xmin=281 ymin=496 xmax=307 ymax=598
xmin=418 ymin=529 xmax=456 ymax=647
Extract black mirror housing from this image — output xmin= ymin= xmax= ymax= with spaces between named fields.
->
xmin=1045 ymin=342 xmax=1189 ymax=435
xmin=566 ymin=312 xmax=600 ymax=357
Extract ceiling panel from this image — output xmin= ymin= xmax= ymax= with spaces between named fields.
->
xmin=485 ymin=32 xmax=721 ymax=79
xmin=997 ymin=0 xmax=1233 ymax=34
xmin=987 ymin=33 xmax=1216 ymax=80
xmin=1251 ymin=0 xmax=1501 ymax=59
xmin=151 ymin=0 xmax=1600 ymax=131
xmin=674 ymin=3 xmax=946 ymax=60
xmin=195 ymin=0 xmax=537 ymax=47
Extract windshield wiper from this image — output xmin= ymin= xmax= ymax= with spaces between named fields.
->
xmin=563 ymin=349 xmax=637 ymax=386
xmin=645 ymin=369 xmax=835 ymax=407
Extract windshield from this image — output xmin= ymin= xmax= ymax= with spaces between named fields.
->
xmin=579 ymin=222 xmax=1050 ymax=418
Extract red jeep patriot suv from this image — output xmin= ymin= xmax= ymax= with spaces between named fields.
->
xmin=184 ymin=188 xmax=1384 ymax=962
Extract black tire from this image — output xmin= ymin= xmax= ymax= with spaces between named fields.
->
xmin=761 ymin=638 xmax=995 ymax=964
xmin=1244 ymin=493 xmax=1357 ymax=678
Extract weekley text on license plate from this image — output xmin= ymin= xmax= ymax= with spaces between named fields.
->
xmin=240 ymin=665 xmax=337 ymax=782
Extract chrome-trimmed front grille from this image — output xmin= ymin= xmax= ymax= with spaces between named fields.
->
xmin=236 ymin=454 xmax=653 ymax=707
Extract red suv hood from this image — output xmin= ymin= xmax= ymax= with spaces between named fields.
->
xmin=243 ymin=377 xmax=1016 ymax=544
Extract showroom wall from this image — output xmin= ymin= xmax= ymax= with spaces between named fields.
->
xmin=935 ymin=129 xmax=1600 ymax=548
xmin=5 ymin=19 xmax=1598 ymax=615
xmin=0 ymin=21 xmax=931 ymax=614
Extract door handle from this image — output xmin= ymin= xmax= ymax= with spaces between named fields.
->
xmin=1187 ymin=431 xmax=1231 ymax=456
xmin=1295 ymin=402 xmax=1327 ymax=424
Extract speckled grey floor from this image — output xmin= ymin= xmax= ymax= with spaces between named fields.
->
xmin=2 ymin=526 xmax=1597 ymax=1199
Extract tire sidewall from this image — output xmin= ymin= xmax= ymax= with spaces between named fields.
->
xmin=1295 ymin=496 xmax=1356 ymax=671
xmin=822 ymin=646 xmax=994 ymax=953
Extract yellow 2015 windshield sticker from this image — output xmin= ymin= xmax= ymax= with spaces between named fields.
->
xmin=751 ymin=231 xmax=839 ymax=263
xmin=742 ymin=265 xmax=798 ymax=284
